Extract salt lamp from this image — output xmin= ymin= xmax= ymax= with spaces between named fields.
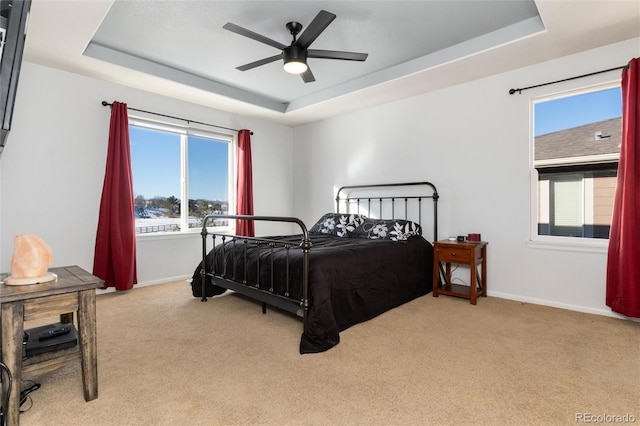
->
xmin=11 ymin=234 xmax=54 ymax=279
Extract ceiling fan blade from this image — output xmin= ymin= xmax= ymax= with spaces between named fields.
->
xmin=301 ymin=67 xmax=316 ymax=83
xmin=223 ymin=22 xmax=287 ymax=50
xmin=236 ymin=54 xmax=283 ymax=71
xmin=308 ymin=49 xmax=368 ymax=61
xmin=295 ymin=10 xmax=336 ymax=48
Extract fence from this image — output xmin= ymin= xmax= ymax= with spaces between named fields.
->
xmin=135 ymin=219 xmax=229 ymax=234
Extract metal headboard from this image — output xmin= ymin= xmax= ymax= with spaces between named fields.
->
xmin=335 ymin=181 xmax=439 ymax=242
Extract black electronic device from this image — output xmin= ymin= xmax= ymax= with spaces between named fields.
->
xmin=0 ymin=0 xmax=31 ymax=155
xmin=38 ymin=325 xmax=71 ymax=340
xmin=23 ymin=323 xmax=78 ymax=357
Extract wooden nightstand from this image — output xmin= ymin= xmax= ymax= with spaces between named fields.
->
xmin=1 ymin=266 xmax=101 ymax=426
xmin=432 ymin=240 xmax=487 ymax=305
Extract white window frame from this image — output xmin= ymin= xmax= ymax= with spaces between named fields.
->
xmin=528 ymin=81 xmax=620 ymax=253
xmin=129 ymin=115 xmax=236 ymax=238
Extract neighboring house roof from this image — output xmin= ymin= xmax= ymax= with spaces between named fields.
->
xmin=535 ymin=117 xmax=621 ymax=161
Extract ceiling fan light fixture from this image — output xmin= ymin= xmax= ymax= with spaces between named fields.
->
xmin=283 ymin=45 xmax=308 ymax=74
xmin=284 ymin=59 xmax=308 ymax=74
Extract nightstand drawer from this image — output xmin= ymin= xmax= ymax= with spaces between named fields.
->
xmin=435 ymin=247 xmax=472 ymax=263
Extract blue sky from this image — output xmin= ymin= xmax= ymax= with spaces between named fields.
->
xmin=130 ymin=126 xmax=229 ymax=201
xmin=534 ymin=86 xmax=622 ymax=136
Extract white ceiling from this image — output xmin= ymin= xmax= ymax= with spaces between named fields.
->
xmin=23 ymin=1 xmax=640 ymax=127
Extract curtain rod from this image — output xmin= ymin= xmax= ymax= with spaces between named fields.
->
xmin=101 ymin=101 xmax=253 ymax=135
xmin=508 ymin=64 xmax=629 ymax=95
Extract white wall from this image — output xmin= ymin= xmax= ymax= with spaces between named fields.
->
xmin=2 ymin=38 xmax=637 ymax=315
xmin=292 ymin=38 xmax=639 ymax=317
xmin=0 ymin=62 xmax=294 ymax=285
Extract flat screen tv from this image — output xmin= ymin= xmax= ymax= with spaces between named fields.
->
xmin=0 ymin=0 xmax=30 ymax=155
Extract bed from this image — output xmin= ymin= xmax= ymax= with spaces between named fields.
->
xmin=191 ymin=182 xmax=439 ymax=353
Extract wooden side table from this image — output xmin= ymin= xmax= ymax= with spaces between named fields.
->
xmin=0 ymin=265 xmax=102 ymax=426
xmin=432 ymin=240 xmax=488 ymax=305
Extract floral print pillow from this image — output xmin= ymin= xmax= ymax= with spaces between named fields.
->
xmin=351 ymin=219 xmax=422 ymax=241
xmin=309 ymin=213 xmax=367 ymax=237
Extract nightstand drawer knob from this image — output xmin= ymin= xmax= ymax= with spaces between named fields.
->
xmin=451 ymin=252 xmax=456 ymax=256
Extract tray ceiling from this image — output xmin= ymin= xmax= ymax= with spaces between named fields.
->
xmin=23 ymin=1 xmax=640 ymax=126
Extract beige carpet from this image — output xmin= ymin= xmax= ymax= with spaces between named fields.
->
xmin=18 ymin=280 xmax=640 ymax=425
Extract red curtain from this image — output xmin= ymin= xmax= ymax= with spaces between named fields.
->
xmin=606 ymin=58 xmax=640 ymax=317
xmin=236 ymin=129 xmax=256 ymax=237
xmin=236 ymin=129 xmax=255 ymax=237
xmin=93 ymin=101 xmax=138 ymax=290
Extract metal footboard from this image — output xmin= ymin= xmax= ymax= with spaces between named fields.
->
xmin=200 ymin=215 xmax=312 ymax=325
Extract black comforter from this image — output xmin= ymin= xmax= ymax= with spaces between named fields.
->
xmin=192 ymin=234 xmax=433 ymax=353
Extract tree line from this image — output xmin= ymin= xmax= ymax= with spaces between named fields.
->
xmin=134 ymin=195 xmax=227 ymax=219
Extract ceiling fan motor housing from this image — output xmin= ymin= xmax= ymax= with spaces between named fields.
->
xmin=284 ymin=45 xmax=307 ymax=62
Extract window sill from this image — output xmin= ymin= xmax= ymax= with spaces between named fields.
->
xmin=135 ymin=230 xmax=201 ymax=241
xmin=527 ymin=238 xmax=609 ymax=254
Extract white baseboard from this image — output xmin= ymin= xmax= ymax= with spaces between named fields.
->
xmin=96 ymin=274 xmax=191 ymax=295
xmin=95 ymin=279 xmax=638 ymax=323
xmin=488 ymin=290 xmax=638 ymax=322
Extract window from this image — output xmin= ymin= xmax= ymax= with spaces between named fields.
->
xmin=129 ymin=119 xmax=233 ymax=234
xmin=532 ymin=85 xmax=621 ymax=243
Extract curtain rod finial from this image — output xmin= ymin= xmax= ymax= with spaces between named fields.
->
xmin=101 ymin=101 xmax=112 ymax=107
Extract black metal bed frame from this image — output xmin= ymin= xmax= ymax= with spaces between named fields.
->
xmin=199 ymin=181 xmax=439 ymax=327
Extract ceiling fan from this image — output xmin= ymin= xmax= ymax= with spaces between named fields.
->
xmin=223 ymin=10 xmax=368 ymax=83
